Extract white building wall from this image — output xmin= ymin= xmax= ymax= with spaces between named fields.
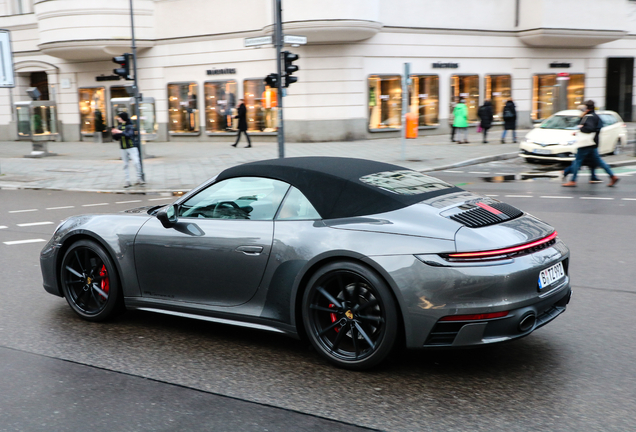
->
xmin=0 ymin=0 xmax=635 ymax=142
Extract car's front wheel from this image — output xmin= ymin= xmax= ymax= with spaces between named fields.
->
xmin=302 ymin=261 xmax=398 ymax=370
xmin=60 ymin=239 xmax=121 ymax=321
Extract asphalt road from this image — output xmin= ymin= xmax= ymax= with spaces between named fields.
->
xmin=1 ymin=163 xmax=635 ymax=431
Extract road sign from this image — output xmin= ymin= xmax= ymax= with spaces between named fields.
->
xmin=0 ymin=30 xmax=15 ymax=88
xmin=283 ymin=34 xmax=307 ymax=45
xmin=244 ymin=36 xmax=273 ymax=47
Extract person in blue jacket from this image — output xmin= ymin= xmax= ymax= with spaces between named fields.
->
xmin=111 ymin=112 xmax=144 ymax=188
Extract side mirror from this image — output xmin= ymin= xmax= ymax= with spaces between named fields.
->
xmin=157 ymin=204 xmax=178 ymax=228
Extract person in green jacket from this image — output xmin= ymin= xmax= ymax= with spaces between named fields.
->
xmin=452 ymin=99 xmax=469 ymax=143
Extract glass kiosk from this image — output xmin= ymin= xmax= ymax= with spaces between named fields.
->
xmin=15 ymin=101 xmax=59 ymax=141
xmin=111 ymin=97 xmax=158 ymax=141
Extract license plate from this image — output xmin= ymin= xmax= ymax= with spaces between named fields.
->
xmin=532 ymin=148 xmax=552 ymax=155
xmin=538 ymin=261 xmax=565 ymax=290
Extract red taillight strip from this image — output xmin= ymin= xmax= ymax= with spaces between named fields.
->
xmin=448 ymin=231 xmax=558 ymax=259
xmin=439 ymin=311 xmax=509 ymax=321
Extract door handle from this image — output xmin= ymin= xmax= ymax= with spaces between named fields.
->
xmin=236 ymin=245 xmax=263 ymax=255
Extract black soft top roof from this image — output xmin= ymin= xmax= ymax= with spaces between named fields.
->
xmin=216 ymin=157 xmax=461 ymax=219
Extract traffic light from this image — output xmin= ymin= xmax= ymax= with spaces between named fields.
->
xmin=264 ymin=73 xmax=279 ymax=88
xmin=282 ymin=51 xmax=299 ymax=87
xmin=112 ymin=53 xmax=132 ymax=80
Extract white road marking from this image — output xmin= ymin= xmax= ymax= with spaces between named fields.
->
xmin=443 ymin=170 xmax=464 ymax=173
xmin=580 ymin=197 xmax=614 ymax=200
xmin=3 ymin=239 xmax=46 ymax=245
xmin=495 ymin=173 xmax=514 ymax=175
xmin=116 ymin=200 xmax=142 ymax=204
xmin=148 ymin=197 xmax=174 ymax=201
xmin=16 ymin=221 xmax=54 ymax=227
xmin=622 ymin=198 xmax=636 ymax=201
xmin=8 ymin=209 xmax=37 ymax=213
xmin=505 ymin=195 xmax=533 ymax=198
xmin=540 ymin=196 xmax=574 ymax=199
xmin=485 ymin=194 xmax=499 ymax=197
xmin=469 ymin=171 xmax=490 ymax=174
xmin=82 ymin=203 xmax=109 ymax=207
xmin=0 ymin=226 xmax=7 ymax=229
xmin=46 ymin=206 xmax=74 ymax=210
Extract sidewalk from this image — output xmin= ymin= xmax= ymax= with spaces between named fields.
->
xmin=0 ymin=127 xmax=634 ymax=194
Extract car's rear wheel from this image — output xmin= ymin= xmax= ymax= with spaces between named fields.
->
xmin=60 ymin=239 xmax=120 ymax=321
xmin=302 ymin=261 xmax=398 ymax=370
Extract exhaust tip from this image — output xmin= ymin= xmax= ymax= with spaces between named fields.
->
xmin=518 ymin=313 xmax=536 ymax=332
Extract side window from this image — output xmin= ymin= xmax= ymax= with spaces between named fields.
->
xmin=600 ymin=114 xmax=615 ymax=126
xmin=276 ymin=187 xmax=321 ymax=220
xmin=179 ymin=177 xmax=289 ymax=220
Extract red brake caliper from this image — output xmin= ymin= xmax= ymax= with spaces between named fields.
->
xmin=99 ymin=265 xmax=109 ymax=299
xmin=329 ymin=304 xmax=340 ymax=333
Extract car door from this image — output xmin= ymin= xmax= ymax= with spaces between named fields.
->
xmin=134 ymin=177 xmax=290 ymax=307
xmin=598 ymin=113 xmax=617 ymax=154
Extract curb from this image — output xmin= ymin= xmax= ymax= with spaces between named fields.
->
xmin=421 ymin=152 xmax=520 ymax=173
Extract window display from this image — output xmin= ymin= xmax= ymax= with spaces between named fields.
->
xmin=168 ymin=83 xmax=199 ymax=134
xmin=368 ymin=75 xmax=402 ymax=130
xmin=532 ymin=74 xmax=585 ymax=120
xmin=485 ymin=75 xmax=511 ymax=122
xmin=205 ymin=80 xmax=238 ymax=133
xmin=79 ymin=87 xmax=106 ymax=135
xmin=409 ymin=75 xmax=439 ymax=127
xmin=450 ymin=75 xmax=479 ymax=122
xmin=243 ymin=79 xmax=278 ymax=132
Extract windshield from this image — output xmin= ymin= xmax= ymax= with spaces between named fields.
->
xmin=540 ymin=115 xmax=581 ymax=130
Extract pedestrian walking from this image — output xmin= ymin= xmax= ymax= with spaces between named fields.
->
xmin=563 ymin=104 xmax=601 ymax=183
xmin=231 ymin=98 xmax=251 ymax=148
xmin=562 ymin=100 xmax=619 ymax=187
xmin=111 ymin=112 xmax=143 ymax=188
xmin=477 ymin=100 xmax=494 ymax=143
xmin=501 ymin=99 xmax=517 ymax=143
xmin=449 ymin=97 xmax=458 ymax=142
xmin=452 ymin=98 xmax=469 ymax=143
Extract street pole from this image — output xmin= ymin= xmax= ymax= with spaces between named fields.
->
xmin=401 ymin=62 xmax=411 ymax=161
xmin=129 ymin=0 xmax=145 ymax=180
xmin=274 ymin=0 xmax=284 ymax=158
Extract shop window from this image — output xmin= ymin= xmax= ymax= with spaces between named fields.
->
xmin=485 ymin=75 xmax=511 ymax=122
xmin=205 ymin=80 xmax=238 ymax=133
xmin=532 ymin=74 xmax=585 ymax=120
xmin=168 ymin=82 xmax=199 ymax=134
xmin=368 ymin=75 xmax=402 ymax=130
xmin=409 ymin=75 xmax=439 ymax=127
xmin=79 ymin=87 xmax=106 ymax=135
xmin=243 ymin=79 xmax=278 ymax=132
xmin=450 ymin=75 xmax=479 ymax=122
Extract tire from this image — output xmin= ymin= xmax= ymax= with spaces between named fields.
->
xmin=60 ymin=239 xmax=121 ymax=322
xmin=302 ymin=261 xmax=398 ymax=370
xmin=612 ymin=138 xmax=621 ymax=155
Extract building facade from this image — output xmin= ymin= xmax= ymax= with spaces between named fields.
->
xmin=1 ymin=0 xmax=636 ymax=143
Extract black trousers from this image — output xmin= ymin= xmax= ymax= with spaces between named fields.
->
xmin=234 ymin=130 xmax=251 ymax=146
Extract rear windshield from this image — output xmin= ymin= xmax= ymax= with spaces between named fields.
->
xmin=359 ymin=170 xmax=454 ymax=195
xmin=540 ymin=115 xmax=581 ymax=130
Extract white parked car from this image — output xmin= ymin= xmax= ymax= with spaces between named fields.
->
xmin=520 ymin=110 xmax=627 ymax=162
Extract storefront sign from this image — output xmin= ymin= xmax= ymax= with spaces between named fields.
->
xmin=432 ymin=62 xmax=459 ymax=69
xmin=549 ymin=62 xmax=571 ymax=68
xmin=206 ymin=68 xmax=236 ymax=75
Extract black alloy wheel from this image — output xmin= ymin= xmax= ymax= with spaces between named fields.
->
xmin=302 ymin=261 xmax=398 ymax=370
xmin=60 ymin=239 xmax=121 ymax=322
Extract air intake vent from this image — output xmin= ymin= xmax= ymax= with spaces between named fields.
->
xmin=449 ymin=202 xmax=523 ymax=228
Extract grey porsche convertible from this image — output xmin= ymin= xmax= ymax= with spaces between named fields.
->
xmin=40 ymin=157 xmax=571 ymax=370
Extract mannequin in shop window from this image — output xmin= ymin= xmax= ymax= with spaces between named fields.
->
xmin=262 ymin=86 xmax=278 ymax=131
